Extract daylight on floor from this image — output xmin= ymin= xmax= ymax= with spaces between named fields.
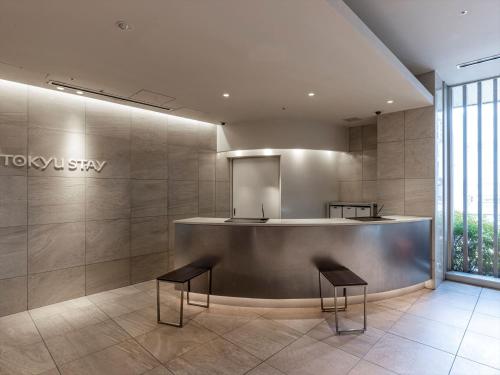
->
xmin=0 ymin=1 xmax=499 ymax=374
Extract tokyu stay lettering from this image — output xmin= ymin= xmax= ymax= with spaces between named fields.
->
xmin=0 ymin=154 xmax=107 ymax=172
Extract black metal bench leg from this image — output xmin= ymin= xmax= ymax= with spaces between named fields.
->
xmin=319 ymin=272 xmax=347 ymax=312
xmin=157 ymin=281 xmax=185 ymax=328
xmin=344 ymin=287 xmax=347 ymax=310
xmin=334 ymin=286 xmax=339 ymax=333
xmin=363 ymin=285 xmax=367 ymax=331
xmin=186 ymin=269 xmax=211 ymax=308
xmin=336 ymin=285 xmax=367 ymax=335
xmin=156 ymin=279 xmax=160 ymax=323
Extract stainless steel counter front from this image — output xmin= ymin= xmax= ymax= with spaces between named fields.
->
xmin=174 ymin=217 xmax=432 ymax=299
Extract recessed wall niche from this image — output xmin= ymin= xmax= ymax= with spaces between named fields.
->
xmin=0 ymin=79 xmax=217 ymax=316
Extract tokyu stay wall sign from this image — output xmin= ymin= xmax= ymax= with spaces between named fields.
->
xmin=0 ymin=154 xmax=107 ymax=172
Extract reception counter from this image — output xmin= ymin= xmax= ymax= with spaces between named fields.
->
xmin=174 ymin=216 xmax=432 ymax=299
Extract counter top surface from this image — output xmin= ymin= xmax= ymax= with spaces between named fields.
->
xmin=174 ymin=216 xmax=432 ymax=226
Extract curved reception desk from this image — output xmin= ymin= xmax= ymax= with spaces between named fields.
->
xmin=174 ymin=217 xmax=432 ymax=300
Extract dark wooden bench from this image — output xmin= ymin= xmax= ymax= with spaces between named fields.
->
xmin=156 ymin=265 xmax=212 ymax=327
xmin=318 ymin=266 xmax=367 ymax=335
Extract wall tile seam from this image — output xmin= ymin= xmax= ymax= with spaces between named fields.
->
xmin=28 ymin=261 xmax=87 ymax=276
xmin=26 ymin=124 xmax=85 ymax=135
xmin=130 ymin=251 xmax=169 ymax=261
xmin=84 ymin=100 xmax=88 ymax=295
xmin=404 ymin=136 xmax=436 ymax=141
xmin=130 ymin=214 xmax=170 ymax=220
xmin=375 ymin=178 xmax=406 ymax=181
xmin=129 ymin=178 xmax=169 ymax=181
xmin=26 ymin=264 xmax=85 ymax=278
xmin=0 ymin=275 xmax=27 ymax=283
xmin=27 ymin=174 xmax=92 ymax=179
xmin=84 ymin=256 xmax=133 ymax=266
xmin=404 ymin=177 xmax=436 ymax=181
xmin=0 ymin=222 xmax=31 ymax=231
xmin=376 ymin=140 xmax=404 ymax=145
xmin=25 ymin=89 xmax=30 ymax=311
xmin=403 ymin=110 xmax=406 ymax=216
xmin=127 ymin=105 xmax=133 ymax=288
xmin=0 ymin=172 xmax=28 ymax=177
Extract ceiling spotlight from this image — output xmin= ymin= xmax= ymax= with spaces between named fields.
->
xmin=116 ymin=20 xmax=132 ymax=31
xmin=222 ymin=93 xmax=230 ymax=98
xmin=460 ymin=10 xmax=468 ymax=15
xmin=56 ymin=86 xmax=64 ymax=91
xmin=386 ymin=99 xmax=394 ymax=104
xmin=308 ymin=92 xmax=315 ymax=97
xmin=76 ymin=90 xmax=84 ymax=95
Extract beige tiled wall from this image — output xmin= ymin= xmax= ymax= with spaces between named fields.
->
xmin=0 ymin=80 xmax=217 ymax=316
xmin=338 ymin=125 xmax=377 ymax=202
xmin=350 ymin=72 xmax=443 ymax=286
xmin=343 ymin=104 xmax=436 ymax=218
xmin=377 ymin=106 xmax=435 ymax=217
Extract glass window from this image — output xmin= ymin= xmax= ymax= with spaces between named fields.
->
xmin=449 ymin=76 xmax=500 ymax=278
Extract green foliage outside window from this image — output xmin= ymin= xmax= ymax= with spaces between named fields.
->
xmin=452 ymin=211 xmax=496 ymax=276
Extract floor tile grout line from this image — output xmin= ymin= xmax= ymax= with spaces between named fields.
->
xmin=363 ymin=283 xmax=478 ymax=370
xmin=447 ymin=286 xmax=483 ymax=375
xmin=6 ymin=281 xmax=492 ymax=374
xmin=29 ymin=300 xmax=137 ymax=369
xmin=361 ymin=356 xmax=400 ymax=375
xmin=90 ymin=289 xmax=244 ymax=371
xmin=26 ymin=309 xmax=62 ymax=375
xmin=161 ymin=331 xmax=263 ymax=373
xmin=453 ymin=354 xmax=500 ymax=372
xmin=356 ymin=293 xmax=438 ymax=374
xmin=256 ymin=313 xmax=349 ymax=373
xmin=52 ymin=294 xmax=164 ymax=373
xmin=399 ymin=290 xmax=478 ymax=331
xmin=402 ymin=309 xmax=472 ymax=331
xmin=217 ymin=310 xmax=330 ymax=374
xmin=383 ymin=330 xmax=461 ymax=356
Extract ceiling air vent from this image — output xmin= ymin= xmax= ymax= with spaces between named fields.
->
xmin=343 ymin=117 xmax=362 ymax=123
xmin=457 ymin=53 xmax=500 ymax=69
xmin=47 ymin=81 xmax=173 ymax=111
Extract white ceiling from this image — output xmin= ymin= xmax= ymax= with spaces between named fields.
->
xmin=0 ymin=0 xmax=432 ymax=125
xmin=344 ymin=0 xmax=500 ymax=85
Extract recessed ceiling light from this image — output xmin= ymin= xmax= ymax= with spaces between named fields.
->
xmin=76 ymin=90 xmax=84 ymax=95
xmin=222 ymin=93 xmax=230 ymax=98
xmin=116 ymin=20 xmax=132 ymax=31
xmin=56 ymin=86 xmax=64 ymax=91
xmin=308 ymin=92 xmax=315 ymax=97
xmin=387 ymin=99 xmax=394 ymax=104
xmin=460 ymin=10 xmax=468 ymax=15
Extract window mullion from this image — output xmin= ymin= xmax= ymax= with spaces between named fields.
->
xmin=494 ymin=78 xmax=499 ymax=278
xmin=463 ymin=84 xmax=469 ymax=273
xmin=478 ymin=82 xmax=483 ymax=275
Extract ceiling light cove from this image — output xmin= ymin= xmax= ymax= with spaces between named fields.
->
xmin=222 ymin=93 xmax=230 ymax=98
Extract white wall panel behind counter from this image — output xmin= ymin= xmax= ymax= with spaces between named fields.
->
xmin=218 ymin=149 xmax=341 ymax=219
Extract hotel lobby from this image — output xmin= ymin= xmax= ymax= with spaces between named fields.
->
xmin=0 ymin=0 xmax=499 ymax=374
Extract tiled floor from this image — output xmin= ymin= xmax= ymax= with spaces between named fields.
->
xmin=1 ymin=281 xmax=500 ymax=375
